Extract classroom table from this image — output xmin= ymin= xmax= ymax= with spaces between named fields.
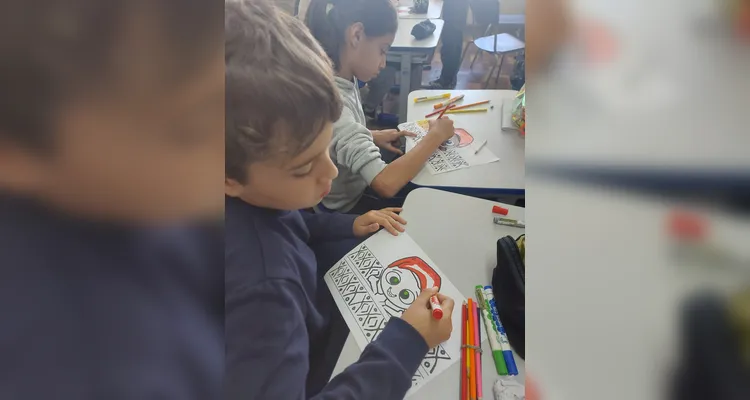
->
xmin=407 ymin=90 xmax=525 ymax=196
xmin=396 ymin=0 xmax=444 ymax=20
xmin=332 ymin=188 xmax=526 ymax=399
xmin=389 ymin=19 xmax=444 ymax=123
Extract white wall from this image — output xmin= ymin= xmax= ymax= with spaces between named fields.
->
xmin=499 ymin=0 xmax=525 ymax=15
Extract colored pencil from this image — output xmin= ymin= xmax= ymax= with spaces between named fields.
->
xmin=414 ymin=93 xmax=450 ymax=103
xmin=426 ymin=103 xmax=455 ymax=119
xmin=475 ymin=304 xmax=483 ymax=400
xmin=450 ymin=100 xmax=490 ymax=111
xmin=424 ymin=106 xmax=446 ymax=118
xmin=433 ymin=94 xmax=465 ymax=109
xmin=460 ymin=302 xmax=467 ymax=400
xmin=464 ymin=308 xmax=471 ymax=400
xmin=436 ymin=104 xmax=454 ymax=119
xmin=445 ymin=108 xmax=488 ymax=115
xmin=464 ymin=304 xmax=471 ymax=400
xmin=473 ymin=140 xmax=488 ymax=155
xmin=468 ymin=298 xmax=476 ymax=400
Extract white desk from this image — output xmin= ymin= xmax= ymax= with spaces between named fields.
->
xmin=396 ymin=0 xmax=444 ymax=20
xmin=407 ymin=90 xmax=525 ymax=195
xmin=333 ymin=188 xmax=526 ymax=399
xmin=389 ymin=19 xmax=444 ymax=123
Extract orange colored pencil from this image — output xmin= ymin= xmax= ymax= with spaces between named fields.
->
xmin=468 ymin=298 xmax=476 ymax=400
xmin=450 ymin=100 xmax=490 ymax=112
xmin=465 ymin=307 xmax=471 ymax=400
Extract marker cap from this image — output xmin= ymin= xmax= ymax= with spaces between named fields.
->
xmin=492 ymin=205 xmax=509 ymax=215
xmin=432 ymin=308 xmax=443 ymax=319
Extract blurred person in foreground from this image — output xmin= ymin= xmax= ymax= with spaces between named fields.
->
xmin=0 ymin=1 xmax=223 ymax=399
xmin=525 ymin=0 xmax=570 ymax=76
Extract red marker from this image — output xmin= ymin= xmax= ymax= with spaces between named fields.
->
xmin=429 ymin=295 xmax=443 ymax=319
xmin=492 ymin=205 xmax=508 ymax=215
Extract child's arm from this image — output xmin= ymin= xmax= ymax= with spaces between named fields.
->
xmin=333 ymin=116 xmax=455 ymax=199
xmin=225 ymin=279 xmax=428 ymax=400
xmin=369 ymin=118 xmax=455 ymax=198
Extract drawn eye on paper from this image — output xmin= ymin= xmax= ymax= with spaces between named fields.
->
xmin=373 ymin=256 xmax=442 ymax=315
xmin=439 ymin=128 xmax=474 ymax=151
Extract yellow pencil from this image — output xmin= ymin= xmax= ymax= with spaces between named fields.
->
xmin=445 ymin=108 xmax=488 ymax=114
xmin=414 ymin=93 xmax=450 ymax=103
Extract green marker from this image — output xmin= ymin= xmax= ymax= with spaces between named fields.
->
xmin=475 ymin=285 xmax=508 ymax=375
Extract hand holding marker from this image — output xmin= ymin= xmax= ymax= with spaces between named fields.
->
xmin=430 ymin=294 xmax=443 ymax=319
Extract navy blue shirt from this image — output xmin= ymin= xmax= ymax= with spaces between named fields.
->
xmin=225 ymin=196 xmax=428 ymax=400
xmin=0 ymin=193 xmax=223 ymax=399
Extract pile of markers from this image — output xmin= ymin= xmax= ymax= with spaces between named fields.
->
xmin=413 ymin=93 xmax=491 ymax=118
xmin=461 ymin=286 xmax=518 ymax=400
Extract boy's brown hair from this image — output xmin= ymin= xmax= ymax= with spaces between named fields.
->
xmin=225 ymin=0 xmax=342 ymax=183
xmin=0 ymin=0 xmax=222 ymax=152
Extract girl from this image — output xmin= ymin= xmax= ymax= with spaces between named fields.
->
xmin=306 ymin=0 xmax=455 ymax=214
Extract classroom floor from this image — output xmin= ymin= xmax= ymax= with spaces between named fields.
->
xmin=422 ymin=35 xmax=518 ymax=90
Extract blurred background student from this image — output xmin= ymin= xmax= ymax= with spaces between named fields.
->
xmin=0 ymin=1 xmax=223 ymax=399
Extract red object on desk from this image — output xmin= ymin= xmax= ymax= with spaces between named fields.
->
xmin=492 ymin=205 xmax=509 ymax=215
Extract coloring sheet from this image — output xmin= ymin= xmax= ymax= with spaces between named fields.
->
xmin=399 ymin=120 xmax=500 ymax=175
xmin=324 ymin=231 xmax=465 ymax=397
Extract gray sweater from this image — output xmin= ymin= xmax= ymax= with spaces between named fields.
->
xmin=321 ymin=77 xmax=387 ymax=212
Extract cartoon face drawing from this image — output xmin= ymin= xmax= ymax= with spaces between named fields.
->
xmin=378 ymin=256 xmax=442 ymax=312
xmin=439 ymin=128 xmax=474 ymax=151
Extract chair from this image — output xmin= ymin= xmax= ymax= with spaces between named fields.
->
xmin=461 ymin=2 xmax=526 ymax=88
xmin=496 ymin=13 xmax=525 ymax=40
xmin=467 ymin=32 xmax=525 ymax=88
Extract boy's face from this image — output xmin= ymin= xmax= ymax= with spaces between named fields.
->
xmin=225 ymin=123 xmax=339 ymax=211
xmin=0 ymin=50 xmax=224 ymax=224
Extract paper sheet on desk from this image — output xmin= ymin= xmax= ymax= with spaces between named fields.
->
xmin=324 ymin=231 xmax=465 ymax=397
xmin=400 ymin=119 xmax=500 ymax=175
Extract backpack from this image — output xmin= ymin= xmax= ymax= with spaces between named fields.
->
xmin=491 ymin=234 xmax=525 ymax=359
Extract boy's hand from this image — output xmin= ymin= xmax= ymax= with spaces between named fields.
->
xmin=352 ymin=207 xmax=406 ymax=237
xmin=400 ymin=287 xmax=455 ymax=349
xmin=426 ymin=117 xmax=455 ymax=142
xmin=372 ymin=129 xmax=417 ymax=155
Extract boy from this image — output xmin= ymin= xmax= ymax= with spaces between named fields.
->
xmin=224 ymin=1 xmax=455 ymax=399
xmin=0 ymin=1 xmax=223 ymax=398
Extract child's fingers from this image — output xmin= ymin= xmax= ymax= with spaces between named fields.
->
xmin=374 ymin=214 xmax=401 ymax=236
xmin=384 ymin=211 xmax=407 ymax=225
xmin=379 ymin=220 xmax=399 ymax=236
xmin=381 ymin=207 xmax=403 ymax=213
xmin=440 ymin=297 xmax=455 ymax=319
xmin=383 ymin=143 xmax=403 ymax=155
xmin=380 ymin=129 xmax=399 ymax=138
xmin=399 ymin=130 xmax=418 ymax=137
xmin=382 ymin=213 xmax=405 ymax=233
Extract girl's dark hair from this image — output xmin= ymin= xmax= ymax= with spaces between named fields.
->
xmin=305 ymin=0 xmax=398 ymax=69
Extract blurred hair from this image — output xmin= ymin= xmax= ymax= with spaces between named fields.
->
xmin=225 ymin=0 xmax=342 ymax=183
xmin=305 ymin=0 xmax=398 ymax=69
xmin=0 ymin=0 xmax=222 ymax=152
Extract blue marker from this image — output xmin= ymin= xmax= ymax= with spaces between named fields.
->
xmin=483 ymin=286 xmax=519 ymax=375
